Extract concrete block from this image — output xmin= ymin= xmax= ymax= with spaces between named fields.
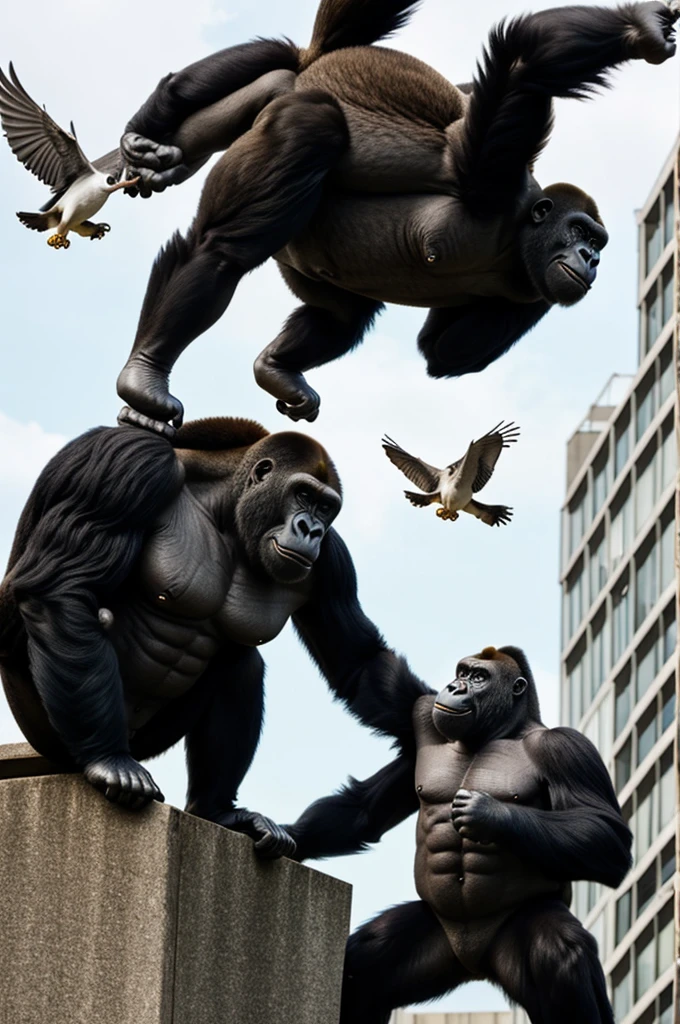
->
xmin=0 ymin=745 xmax=351 ymax=1024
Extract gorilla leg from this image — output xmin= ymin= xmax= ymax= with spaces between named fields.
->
xmin=486 ymin=899 xmax=614 ymax=1024
xmin=254 ymin=265 xmax=383 ymax=421
xmin=117 ymin=91 xmax=349 ymax=435
xmin=417 ymin=300 xmax=549 ymax=378
xmin=341 ymin=901 xmax=468 ymax=1024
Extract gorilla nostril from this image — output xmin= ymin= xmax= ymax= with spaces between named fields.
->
xmin=578 ymin=246 xmax=591 ymax=263
xmin=297 ymin=517 xmax=310 ymax=538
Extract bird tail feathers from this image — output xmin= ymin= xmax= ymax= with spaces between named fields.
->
xmin=16 ymin=211 xmax=51 ymax=232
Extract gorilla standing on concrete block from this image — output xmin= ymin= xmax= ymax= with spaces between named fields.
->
xmin=0 ymin=419 xmax=429 ymax=855
xmin=114 ymin=0 xmax=677 ymax=433
xmin=287 ymin=646 xmax=632 ymax=1023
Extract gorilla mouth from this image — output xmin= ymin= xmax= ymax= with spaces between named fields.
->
xmin=272 ymin=537 xmax=312 ymax=568
xmin=434 ymin=703 xmax=472 ymax=716
xmin=557 ymin=262 xmax=589 ymax=292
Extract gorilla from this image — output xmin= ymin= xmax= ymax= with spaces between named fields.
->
xmin=113 ymin=0 xmax=677 ymax=434
xmin=0 ymin=418 xmax=429 ymax=855
xmin=285 ymin=646 xmax=632 ymax=1023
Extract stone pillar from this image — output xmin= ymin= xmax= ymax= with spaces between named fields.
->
xmin=0 ymin=743 xmax=351 ymax=1024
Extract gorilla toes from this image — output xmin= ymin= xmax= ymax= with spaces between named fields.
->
xmin=116 ymin=353 xmax=185 ymax=435
xmin=84 ymin=754 xmax=164 ymax=809
xmin=275 ymin=396 xmax=320 ymax=423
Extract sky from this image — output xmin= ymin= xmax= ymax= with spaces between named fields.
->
xmin=0 ymin=0 xmax=678 ymax=1014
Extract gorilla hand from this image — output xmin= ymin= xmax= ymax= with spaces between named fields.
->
xmin=117 ymin=353 xmax=184 ymax=438
xmin=450 ymin=789 xmax=512 ymax=844
xmin=84 ymin=753 xmax=164 ymax=809
xmin=214 ymin=807 xmax=298 ymax=860
xmin=120 ymin=132 xmax=189 ymax=197
xmin=253 ymin=351 xmax=320 ymax=423
xmin=628 ymin=2 xmax=678 ymax=64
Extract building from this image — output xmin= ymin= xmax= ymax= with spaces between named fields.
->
xmin=560 ymin=139 xmax=678 ymax=1024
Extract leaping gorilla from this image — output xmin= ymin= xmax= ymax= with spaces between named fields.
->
xmin=285 ymin=646 xmax=632 ymax=1023
xmin=113 ymin=0 xmax=678 ymax=435
xmin=0 ymin=418 xmax=429 ymax=855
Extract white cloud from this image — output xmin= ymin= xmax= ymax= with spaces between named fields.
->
xmin=0 ymin=412 xmax=66 ymax=492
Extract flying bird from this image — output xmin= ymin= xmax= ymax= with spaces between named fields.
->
xmin=382 ymin=422 xmax=520 ymax=527
xmin=0 ymin=63 xmax=138 ymax=249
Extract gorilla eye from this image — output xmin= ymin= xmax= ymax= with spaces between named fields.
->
xmin=589 ymin=238 xmax=599 ymax=251
xmin=471 ymin=670 xmax=486 ymax=683
xmin=318 ymin=502 xmax=332 ymax=516
xmin=457 ymin=666 xmax=470 ymax=678
xmin=297 ymin=489 xmax=312 ymax=504
xmin=571 ymin=225 xmax=585 ymax=241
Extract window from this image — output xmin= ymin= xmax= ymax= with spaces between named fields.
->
xmin=635 ymin=449 xmax=657 ymax=532
xmin=637 ymin=863 xmax=656 ymax=918
xmin=566 ymin=563 xmax=585 ymax=640
xmin=635 ymin=925 xmax=655 ymax=1000
xmin=659 ymin=347 xmax=674 ymax=405
xmin=612 ymin=956 xmax=632 ymax=1020
xmin=616 ymin=890 xmax=632 ymax=946
xmin=590 ymin=613 xmax=611 ymax=693
xmin=645 ymin=199 xmax=662 ymax=273
xmin=636 ymin=633 xmax=658 ymax=702
xmin=663 ymin=610 xmax=676 ymax=662
xmin=636 ymin=542 xmax=658 ymax=630
xmin=613 ymin=576 xmax=631 ymax=662
xmin=660 ymin=985 xmax=673 ymax=1024
xmin=634 ymin=772 xmax=657 ymax=862
xmin=661 ymin=679 xmax=675 ymax=733
xmin=589 ymin=531 xmax=607 ymax=604
xmin=663 ymin=176 xmax=675 ymax=246
xmin=615 ymin=414 xmax=630 ymax=477
xmin=660 ymin=517 xmax=674 ymax=592
xmin=569 ymin=490 xmax=586 ymax=556
xmin=636 ymin=377 xmax=656 ymax=440
xmin=659 ymin=749 xmax=674 ymax=830
xmin=610 ymin=488 xmax=633 ymax=570
xmin=657 ymin=903 xmax=674 ymax=977
xmin=567 ymin=646 xmax=587 ymax=727
xmin=592 ymin=455 xmax=609 ymax=518
xmin=615 ymin=666 xmax=632 ymax=736
xmin=660 ymin=841 xmax=675 ymax=885
xmin=662 ymin=261 xmax=674 ymax=326
xmin=616 ymin=738 xmax=632 ymax=791
xmin=645 ymin=288 xmax=663 ymax=352
xmin=660 ymin=421 xmax=675 ymax=491
xmin=637 ymin=704 xmax=657 ymax=764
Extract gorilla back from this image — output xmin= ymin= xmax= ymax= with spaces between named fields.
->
xmin=115 ymin=0 xmax=677 ymax=433
xmin=0 ymin=419 xmax=429 ymax=854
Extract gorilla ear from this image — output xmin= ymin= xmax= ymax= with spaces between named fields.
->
xmin=512 ymin=677 xmax=528 ymax=696
xmin=250 ymin=458 xmax=274 ymax=485
xmin=530 ymin=198 xmax=554 ymax=224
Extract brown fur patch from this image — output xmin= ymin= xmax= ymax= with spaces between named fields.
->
xmin=543 ymin=182 xmax=603 ymax=226
xmin=174 ymin=417 xmax=270 ymax=481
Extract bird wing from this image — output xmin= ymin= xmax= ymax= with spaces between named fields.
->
xmin=465 ymin=499 xmax=513 ymax=527
xmin=92 ymin=148 xmax=124 ymax=177
xmin=0 ymin=63 xmax=92 ymax=193
xmin=382 ymin=436 xmax=441 ymax=493
xmin=451 ymin=421 xmax=520 ymax=493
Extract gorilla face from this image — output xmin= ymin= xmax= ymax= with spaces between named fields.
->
xmin=432 ymin=655 xmax=528 ymax=746
xmin=237 ymin=459 xmax=342 ymax=584
xmin=521 ymin=198 xmax=609 ymax=307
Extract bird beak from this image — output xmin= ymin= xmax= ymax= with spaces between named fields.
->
xmin=106 ymin=176 xmax=140 ymax=193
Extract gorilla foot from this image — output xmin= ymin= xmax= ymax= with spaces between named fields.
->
xmin=117 ymin=353 xmax=184 ymax=438
xmin=90 ymin=222 xmax=111 ymax=241
xmin=84 ymin=753 xmax=164 ymax=809
xmin=253 ymin=352 xmax=321 ymax=423
xmin=47 ymin=233 xmax=70 ymax=250
xmin=207 ymin=807 xmax=297 ymax=859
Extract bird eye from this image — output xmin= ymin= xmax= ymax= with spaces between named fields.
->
xmin=106 ymin=175 xmax=116 ymax=186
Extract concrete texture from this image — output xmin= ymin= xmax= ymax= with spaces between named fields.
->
xmin=0 ymin=747 xmax=351 ymax=1024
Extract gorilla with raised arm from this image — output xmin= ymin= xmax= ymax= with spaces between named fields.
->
xmin=286 ymin=646 xmax=632 ymax=1023
xmin=0 ymin=418 xmax=429 ymax=855
xmin=113 ymin=0 xmax=677 ymax=434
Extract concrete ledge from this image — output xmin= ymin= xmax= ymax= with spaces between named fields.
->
xmin=0 ymin=747 xmax=351 ymax=1024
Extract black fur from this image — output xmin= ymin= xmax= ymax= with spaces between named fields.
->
xmin=0 ymin=427 xmax=183 ymax=762
xmin=293 ymin=529 xmax=432 ymax=746
xmin=417 ymin=299 xmax=550 ymax=378
xmin=126 ymin=38 xmax=301 ymax=141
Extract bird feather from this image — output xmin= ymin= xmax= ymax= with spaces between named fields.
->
xmin=382 ymin=435 xmax=441 ymax=493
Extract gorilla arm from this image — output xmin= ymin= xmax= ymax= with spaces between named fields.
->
xmin=458 ymin=2 xmax=678 ymax=214
xmin=292 ymin=528 xmax=433 ymax=745
xmin=451 ymin=727 xmax=632 ymax=888
xmin=287 ymin=753 xmax=419 ymax=862
xmin=120 ymin=39 xmax=300 ymax=194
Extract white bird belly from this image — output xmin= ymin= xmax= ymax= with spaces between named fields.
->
xmin=442 ymin=480 xmax=473 ymax=512
xmin=59 ymin=176 xmax=108 ymax=229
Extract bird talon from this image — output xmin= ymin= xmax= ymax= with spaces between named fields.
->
xmin=91 ymin=223 xmax=111 ymax=241
xmin=47 ymin=233 xmax=69 ymax=249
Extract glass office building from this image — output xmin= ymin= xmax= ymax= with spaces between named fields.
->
xmin=560 ymin=140 xmax=678 ymax=1024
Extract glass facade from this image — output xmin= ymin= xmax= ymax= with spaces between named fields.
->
xmin=560 ymin=147 xmax=677 ymax=1024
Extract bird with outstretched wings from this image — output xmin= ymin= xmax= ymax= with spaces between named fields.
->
xmin=382 ymin=421 xmax=520 ymax=526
